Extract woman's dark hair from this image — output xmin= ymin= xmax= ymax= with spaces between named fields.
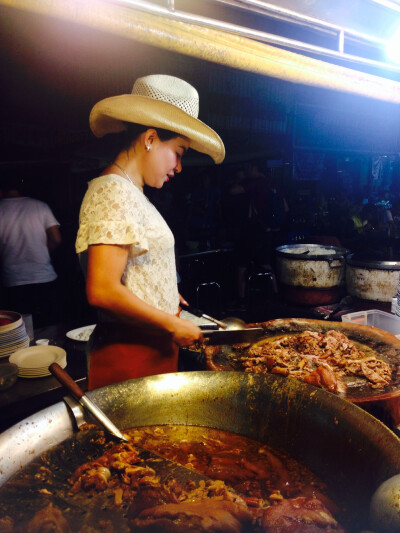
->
xmin=120 ymin=122 xmax=179 ymax=151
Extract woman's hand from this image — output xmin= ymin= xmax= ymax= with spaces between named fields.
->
xmin=179 ymin=293 xmax=189 ymax=307
xmin=171 ymin=317 xmax=203 ymax=347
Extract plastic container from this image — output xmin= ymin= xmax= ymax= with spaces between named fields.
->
xmin=341 ymin=309 xmax=400 ymax=339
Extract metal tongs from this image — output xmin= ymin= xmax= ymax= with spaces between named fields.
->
xmin=182 ymin=304 xmax=264 ymax=344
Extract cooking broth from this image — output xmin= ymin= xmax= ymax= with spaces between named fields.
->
xmin=0 ymin=425 xmax=355 ymax=532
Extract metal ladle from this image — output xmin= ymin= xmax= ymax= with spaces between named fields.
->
xmin=370 ymin=473 xmax=400 ymax=532
xmin=221 ymin=316 xmax=247 ymax=330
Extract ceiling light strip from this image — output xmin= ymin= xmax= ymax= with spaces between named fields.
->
xmin=2 ymin=0 xmax=400 ymax=104
xmin=216 ymin=0 xmax=387 ymax=46
xmin=110 ymin=0 xmax=398 ymax=72
xmin=368 ymin=0 xmax=400 ymax=12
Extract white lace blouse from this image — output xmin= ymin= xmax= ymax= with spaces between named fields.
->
xmin=76 ymin=174 xmax=179 ymax=314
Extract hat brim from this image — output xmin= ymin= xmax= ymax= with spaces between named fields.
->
xmin=89 ymin=94 xmax=225 ymax=164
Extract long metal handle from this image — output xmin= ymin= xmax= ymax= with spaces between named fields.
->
xmin=49 ymin=363 xmax=128 ymax=442
xmin=79 ymin=396 xmax=128 ymax=442
xmin=182 ymin=304 xmax=227 ymax=329
xmin=201 ymin=314 xmax=227 ymax=329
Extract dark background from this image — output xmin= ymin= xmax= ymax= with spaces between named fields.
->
xmin=1 ymin=1 xmax=400 ymax=324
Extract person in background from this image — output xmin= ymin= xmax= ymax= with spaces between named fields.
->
xmin=0 ymin=176 xmax=62 ymax=327
xmin=75 ymin=74 xmax=225 ymax=390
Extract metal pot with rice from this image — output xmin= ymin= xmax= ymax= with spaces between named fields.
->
xmin=275 ymin=244 xmax=350 ymax=305
xmin=346 ymin=253 xmax=400 ymax=303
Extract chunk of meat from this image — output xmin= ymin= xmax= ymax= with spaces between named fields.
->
xmin=130 ymin=499 xmax=253 ymax=532
xmin=68 ymin=442 xmax=149 ymax=495
xmin=204 ymin=345 xmax=223 ymax=370
xmin=69 ymin=461 xmax=111 ymax=493
xmin=205 ymin=456 xmax=251 ymax=483
xmin=260 ymin=497 xmax=345 ymax=533
xmin=26 ymin=503 xmax=70 ymax=533
xmin=360 ymin=358 xmax=392 ymax=388
xmin=128 ymin=485 xmax=179 ymax=519
xmin=303 ymin=367 xmax=343 ymax=393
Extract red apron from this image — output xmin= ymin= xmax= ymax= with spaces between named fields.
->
xmin=87 ymin=322 xmax=179 ymax=391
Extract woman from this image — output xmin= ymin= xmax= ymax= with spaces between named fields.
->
xmin=76 ymin=74 xmax=225 ymax=390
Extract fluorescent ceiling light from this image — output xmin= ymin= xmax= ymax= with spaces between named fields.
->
xmin=386 ymin=26 xmax=400 ymax=64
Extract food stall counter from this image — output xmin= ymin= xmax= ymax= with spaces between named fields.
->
xmin=0 ymin=323 xmax=88 ymax=433
xmin=0 ymin=310 xmax=213 ymax=433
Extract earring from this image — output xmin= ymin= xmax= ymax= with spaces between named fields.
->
xmin=145 ymin=145 xmax=150 ymax=152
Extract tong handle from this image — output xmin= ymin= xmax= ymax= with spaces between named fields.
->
xmin=181 ymin=304 xmax=203 ymax=317
xmin=182 ymin=304 xmax=227 ymax=329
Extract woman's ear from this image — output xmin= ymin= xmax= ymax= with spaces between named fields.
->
xmin=144 ymin=128 xmax=158 ymax=148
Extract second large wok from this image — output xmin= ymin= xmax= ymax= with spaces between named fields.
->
xmin=203 ymin=318 xmax=400 ymax=403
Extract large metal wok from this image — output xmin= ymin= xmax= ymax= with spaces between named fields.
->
xmin=0 ymin=371 xmax=400 ymax=531
xmin=201 ymin=318 xmax=400 ymax=428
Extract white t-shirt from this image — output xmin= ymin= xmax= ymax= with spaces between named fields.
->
xmin=0 ymin=197 xmax=59 ymax=287
xmin=75 ymin=174 xmax=179 ymax=315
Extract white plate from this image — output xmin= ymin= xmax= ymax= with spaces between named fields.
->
xmin=17 ymin=355 xmax=66 ymax=374
xmin=18 ymin=358 xmax=67 ymax=378
xmin=66 ymin=324 xmax=96 ymax=342
xmin=10 ymin=346 xmax=66 ymax=369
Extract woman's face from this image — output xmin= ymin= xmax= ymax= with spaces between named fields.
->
xmin=144 ymin=134 xmax=190 ymax=189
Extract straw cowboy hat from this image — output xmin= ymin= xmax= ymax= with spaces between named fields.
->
xmin=89 ymin=74 xmax=225 ymax=164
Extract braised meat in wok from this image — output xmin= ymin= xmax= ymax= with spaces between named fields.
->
xmin=204 ymin=329 xmax=392 ymax=395
xmin=0 ymin=425 xmax=348 ymax=533
xmin=242 ymin=330 xmax=392 ymax=393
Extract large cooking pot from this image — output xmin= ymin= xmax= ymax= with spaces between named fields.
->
xmin=275 ymin=243 xmax=350 ymax=305
xmin=346 ymin=253 xmax=400 ymax=302
xmin=0 ymin=371 xmax=399 ymax=532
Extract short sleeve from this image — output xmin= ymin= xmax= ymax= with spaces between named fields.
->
xmin=40 ymin=202 xmax=59 ymax=230
xmin=75 ymin=175 xmax=149 ymax=255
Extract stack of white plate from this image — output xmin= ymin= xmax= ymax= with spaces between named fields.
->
xmin=9 ymin=345 xmax=67 ymax=378
xmin=0 ymin=311 xmax=29 ymax=359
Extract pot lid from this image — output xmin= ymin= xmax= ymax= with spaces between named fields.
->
xmin=346 ymin=252 xmax=400 ymax=270
xmin=276 ymin=243 xmax=349 ymax=260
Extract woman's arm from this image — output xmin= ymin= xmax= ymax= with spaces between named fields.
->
xmin=86 ymin=243 xmax=202 ymax=347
